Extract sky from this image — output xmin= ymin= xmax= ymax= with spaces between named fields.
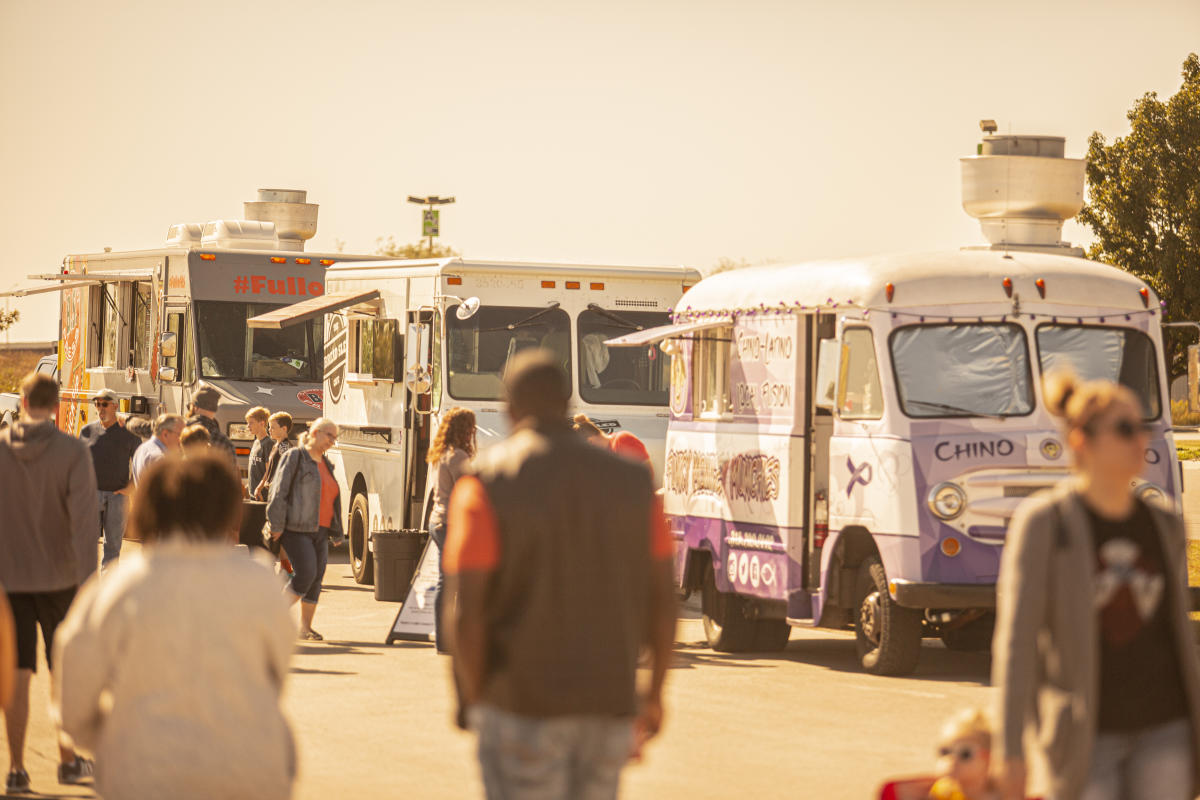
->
xmin=2 ymin=0 xmax=1198 ymax=342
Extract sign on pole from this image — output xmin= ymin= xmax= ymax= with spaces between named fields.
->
xmin=422 ymin=209 xmax=439 ymax=237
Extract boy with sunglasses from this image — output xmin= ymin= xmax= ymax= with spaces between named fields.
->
xmin=78 ymin=389 xmax=140 ymax=574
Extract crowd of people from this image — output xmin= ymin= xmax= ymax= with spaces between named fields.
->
xmin=4 ymin=353 xmax=1195 ymax=800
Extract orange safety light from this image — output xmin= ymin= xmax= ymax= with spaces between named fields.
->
xmin=590 ymin=282 xmax=605 ymax=291
xmin=319 ymin=259 xmax=336 ymax=267
xmin=941 ymin=537 xmax=961 ymax=557
xmin=447 ymin=277 xmax=463 ymax=286
xmin=295 ymin=258 xmax=311 ymax=265
xmin=199 ymin=253 xmax=216 ymax=261
xmin=1002 ymin=277 xmax=1013 ymax=298
xmin=885 ymin=282 xmax=895 ymax=302
xmin=1035 ymin=278 xmax=1046 ymax=298
xmin=566 ymin=281 xmax=581 ymax=290
xmin=269 ymin=256 xmax=287 ymax=264
xmin=1140 ymin=287 xmax=1150 ymax=307
xmin=235 ymin=447 xmax=251 ymax=457
xmin=541 ymin=280 xmax=556 ymax=289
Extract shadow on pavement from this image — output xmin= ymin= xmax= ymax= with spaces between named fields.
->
xmin=320 ymin=584 xmax=374 ymax=592
xmin=290 ymin=666 xmax=357 ymax=676
xmin=294 ymin=643 xmax=384 ymax=657
xmin=669 ymin=637 xmax=992 ymax=685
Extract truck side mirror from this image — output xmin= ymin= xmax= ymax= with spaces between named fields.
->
xmin=1189 ymin=344 xmax=1199 ymax=414
xmin=159 ymin=366 xmax=177 ymax=382
xmin=814 ymin=338 xmax=840 ymax=410
xmin=160 ymin=331 xmax=178 ymax=359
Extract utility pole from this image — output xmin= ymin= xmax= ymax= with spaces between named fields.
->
xmin=406 ymin=195 xmax=456 ymax=256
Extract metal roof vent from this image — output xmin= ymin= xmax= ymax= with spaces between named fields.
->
xmin=961 ymin=131 xmax=1086 ymax=255
xmin=243 ymin=189 xmax=318 ymax=252
xmin=200 ymin=220 xmax=278 ymax=250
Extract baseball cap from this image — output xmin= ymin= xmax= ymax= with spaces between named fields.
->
xmin=192 ymin=385 xmax=221 ymax=412
xmin=93 ymin=388 xmax=118 ymax=403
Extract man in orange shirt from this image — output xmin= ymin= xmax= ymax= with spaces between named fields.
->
xmin=443 ymin=351 xmax=675 ymax=800
xmin=571 ymin=414 xmax=652 ymax=467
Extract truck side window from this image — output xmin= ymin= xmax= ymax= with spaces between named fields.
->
xmin=130 ymin=282 xmax=153 ymax=369
xmin=838 ymin=328 xmax=884 ymax=420
xmin=356 ymin=319 xmax=375 ymax=376
xmin=101 ymin=284 xmax=120 ymax=368
xmin=694 ymin=326 xmax=732 ymax=417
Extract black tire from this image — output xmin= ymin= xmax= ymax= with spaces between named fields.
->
xmin=940 ymin=613 xmax=995 ymax=653
xmin=348 ymin=492 xmax=374 ymax=586
xmin=854 ymin=555 xmax=922 ymax=675
xmin=701 ymin=565 xmax=757 ymax=652
xmin=701 ymin=565 xmax=789 ymax=652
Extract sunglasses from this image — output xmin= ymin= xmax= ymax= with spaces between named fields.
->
xmin=93 ymin=400 xmax=113 ymax=408
xmin=1085 ymin=419 xmax=1153 ymax=440
xmin=937 ymin=743 xmax=983 ymax=762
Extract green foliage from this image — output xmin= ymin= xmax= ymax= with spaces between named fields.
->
xmin=375 ymin=236 xmax=459 ymax=259
xmin=1173 ymin=398 xmax=1200 ymax=427
xmin=1078 ymin=53 xmax=1200 ymax=378
xmin=0 ymin=309 xmax=17 ymax=332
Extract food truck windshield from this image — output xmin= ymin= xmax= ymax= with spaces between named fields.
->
xmin=195 ymin=300 xmax=324 ymax=382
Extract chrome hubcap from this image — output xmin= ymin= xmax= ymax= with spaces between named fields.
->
xmin=860 ymin=591 xmax=882 ymax=646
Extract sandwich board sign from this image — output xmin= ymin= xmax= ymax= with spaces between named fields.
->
xmin=386 ymin=537 xmax=440 ymax=644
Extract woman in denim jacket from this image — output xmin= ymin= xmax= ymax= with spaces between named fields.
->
xmin=267 ymin=417 xmax=343 ymax=641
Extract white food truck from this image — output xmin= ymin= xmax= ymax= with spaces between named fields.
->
xmin=608 ymin=133 xmax=1180 ymax=675
xmin=249 ymin=257 xmax=700 ymax=583
xmin=0 ymin=189 xmax=379 ymax=474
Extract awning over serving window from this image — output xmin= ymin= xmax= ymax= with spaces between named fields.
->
xmin=1 ymin=269 xmax=158 ymax=298
xmin=247 ymin=289 xmax=381 ymax=329
xmin=604 ymin=316 xmax=733 ymax=348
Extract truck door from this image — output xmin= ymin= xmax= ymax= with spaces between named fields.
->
xmin=403 ymin=309 xmax=435 ymax=528
xmin=159 ymin=307 xmax=193 ymax=414
xmin=805 ymin=314 xmax=838 ymax=591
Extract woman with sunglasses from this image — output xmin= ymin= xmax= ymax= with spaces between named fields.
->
xmin=993 ymin=373 xmax=1200 ymax=800
xmin=266 ymin=418 xmax=343 ymax=641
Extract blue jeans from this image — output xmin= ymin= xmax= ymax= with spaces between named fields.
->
xmin=470 ymin=705 xmax=634 ymax=800
xmin=1081 ymin=718 xmax=1194 ymax=800
xmin=281 ymin=528 xmax=329 ymax=604
xmin=98 ymin=490 xmax=127 ymax=573
xmin=429 ymin=520 xmax=447 ymax=651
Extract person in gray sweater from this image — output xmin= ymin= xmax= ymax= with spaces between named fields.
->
xmin=993 ymin=372 xmax=1200 ymax=800
xmin=0 ymin=373 xmax=99 ymax=794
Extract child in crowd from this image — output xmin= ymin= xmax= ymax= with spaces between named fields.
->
xmin=928 ymin=709 xmax=997 ymax=800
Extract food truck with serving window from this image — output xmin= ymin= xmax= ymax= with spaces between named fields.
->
xmin=607 ymin=134 xmax=1179 ymax=674
xmin=249 ymin=256 xmax=700 ymax=584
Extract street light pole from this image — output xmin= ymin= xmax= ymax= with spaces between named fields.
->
xmin=406 ymin=195 xmax=456 ymax=257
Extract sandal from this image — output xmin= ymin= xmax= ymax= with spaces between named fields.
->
xmin=300 ymin=629 xmax=324 ymax=642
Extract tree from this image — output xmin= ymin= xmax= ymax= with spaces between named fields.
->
xmin=1078 ymin=53 xmax=1200 ymax=378
xmin=374 ymin=236 xmax=459 ymax=259
xmin=0 ymin=309 xmax=17 ymax=332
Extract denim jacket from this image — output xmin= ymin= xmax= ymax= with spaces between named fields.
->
xmin=266 ymin=447 xmax=344 ymax=537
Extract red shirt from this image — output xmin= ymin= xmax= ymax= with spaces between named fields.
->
xmin=609 ymin=431 xmax=650 ymax=464
xmin=317 ymin=460 xmax=337 ymax=528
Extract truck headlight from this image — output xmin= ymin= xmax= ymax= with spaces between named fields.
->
xmin=928 ymin=482 xmax=967 ymax=520
xmin=227 ymin=422 xmax=253 ymax=441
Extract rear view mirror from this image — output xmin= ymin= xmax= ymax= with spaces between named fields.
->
xmin=405 ymin=322 xmax=432 ymax=395
xmin=159 ymin=366 xmax=177 ymax=383
xmin=814 ymin=338 xmax=840 ymax=410
xmin=159 ymin=331 xmax=178 ymax=359
xmin=456 ymin=297 xmax=481 ymax=320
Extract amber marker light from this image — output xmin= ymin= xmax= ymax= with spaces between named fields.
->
xmin=1140 ymin=287 xmax=1150 ymax=307
xmin=269 ymin=257 xmax=287 ymax=264
xmin=295 ymin=258 xmax=311 ymax=265
xmin=541 ymin=281 xmax=556 ymax=289
xmin=941 ymin=537 xmax=962 ymax=557
xmin=1002 ymin=277 xmax=1013 ymax=298
xmin=199 ymin=253 xmax=216 ymax=261
xmin=590 ymin=282 xmax=605 ymax=291
xmin=566 ymin=281 xmax=581 ymax=290
xmin=885 ymin=282 xmax=895 ymax=302
xmin=447 ymin=277 xmax=463 ymax=285
xmin=319 ymin=259 xmax=336 ymax=267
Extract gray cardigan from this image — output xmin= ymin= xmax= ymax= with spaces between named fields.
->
xmin=993 ymin=480 xmax=1200 ymax=800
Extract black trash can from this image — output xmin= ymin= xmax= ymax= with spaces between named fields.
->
xmin=240 ymin=500 xmax=268 ymax=550
xmin=371 ymin=529 xmax=426 ymax=602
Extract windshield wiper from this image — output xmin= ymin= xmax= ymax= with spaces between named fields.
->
xmin=906 ymin=398 xmax=1006 ymax=421
xmin=586 ymin=303 xmax=643 ymax=331
xmin=482 ymin=302 xmax=562 ymax=332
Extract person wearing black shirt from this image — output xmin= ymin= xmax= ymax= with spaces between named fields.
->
xmin=186 ymin=385 xmax=236 ymax=466
xmin=245 ymin=406 xmax=274 ymax=496
xmin=78 ymin=389 xmax=140 ymax=574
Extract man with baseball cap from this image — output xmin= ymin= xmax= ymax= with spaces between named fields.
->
xmin=185 ymin=385 xmax=236 ymax=464
xmin=78 ymin=388 xmax=141 ymax=574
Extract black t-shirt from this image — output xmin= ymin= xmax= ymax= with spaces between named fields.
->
xmin=1084 ymin=498 xmax=1188 ymax=731
xmin=248 ymin=435 xmax=274 ymax=493
xmin=79 ymin=420 xmax=142 ymax=491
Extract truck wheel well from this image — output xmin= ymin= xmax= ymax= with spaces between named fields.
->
xmin=351 ymin=474 xmax=367 ymax=501
xmin=828 ymin=526 xmax=879 ymax=615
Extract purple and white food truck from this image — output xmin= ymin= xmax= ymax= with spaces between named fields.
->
xmin=608 ymin=133 xmax=1179 ymax=675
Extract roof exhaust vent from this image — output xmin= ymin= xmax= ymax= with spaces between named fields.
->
xmin=961 ymin=130 xmax=1086 ymax=256
xmin=243 ymin=189 xmax=318 ymax=252
xmin=166 ymin=222 xmax=205 ymax=247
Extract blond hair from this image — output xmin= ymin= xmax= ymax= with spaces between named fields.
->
xmin=1043 ymin=370 xmax=1141 ymax=433
xmin=245 ymin=406 xmax=270 ymax=425
xmin=428 ymin=407 xmax=477 ymax=463
xmin=938 ymin=708 xmax=992 ymax=749
xmin=301 ymin=417 xmax=338 ymax=448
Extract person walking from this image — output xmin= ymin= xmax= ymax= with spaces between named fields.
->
xmin=185 ymin=385 xmax=236 ymax=463
xmin=266 ymin=417 xmax=342 ymax=641
xmin=993 ymin=372 xmax=1200 ymax=800
xmin=254 ymin=411 xmax=292 ymax=501
xmin=245 ymin=406 xmax=274 ymax=497
xmin=132 ymin=413 xmax=184 ymax=484
xmin=0 ymin=373 xmax=99 ymax=793
xmin=53 ymin=455 xmax=296 ymax=800
xmin=0 ymin=589 xmax=13 ymax=713
xmin=79 ymin=388 xmax=141 ymax=574
xmin=443 ymin=351 xmax=676 ymax=800
xmin=426 ymin=407 xmax=476 ymax=654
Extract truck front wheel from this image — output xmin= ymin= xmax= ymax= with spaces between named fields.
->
xmin=854 ymin=555 xmax=922 ymax=675
xmin=348 ymin=492 xmax=374 ymax=586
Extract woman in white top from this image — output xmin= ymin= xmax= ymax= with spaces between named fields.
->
xmin=427 ymin=407 xmax=476 ymax=653
xmin=53 ymin=455 xmax=296 ymax=800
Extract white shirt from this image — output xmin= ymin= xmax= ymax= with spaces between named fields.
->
xmin=130 ymin=436 xmax=167 ymax=484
